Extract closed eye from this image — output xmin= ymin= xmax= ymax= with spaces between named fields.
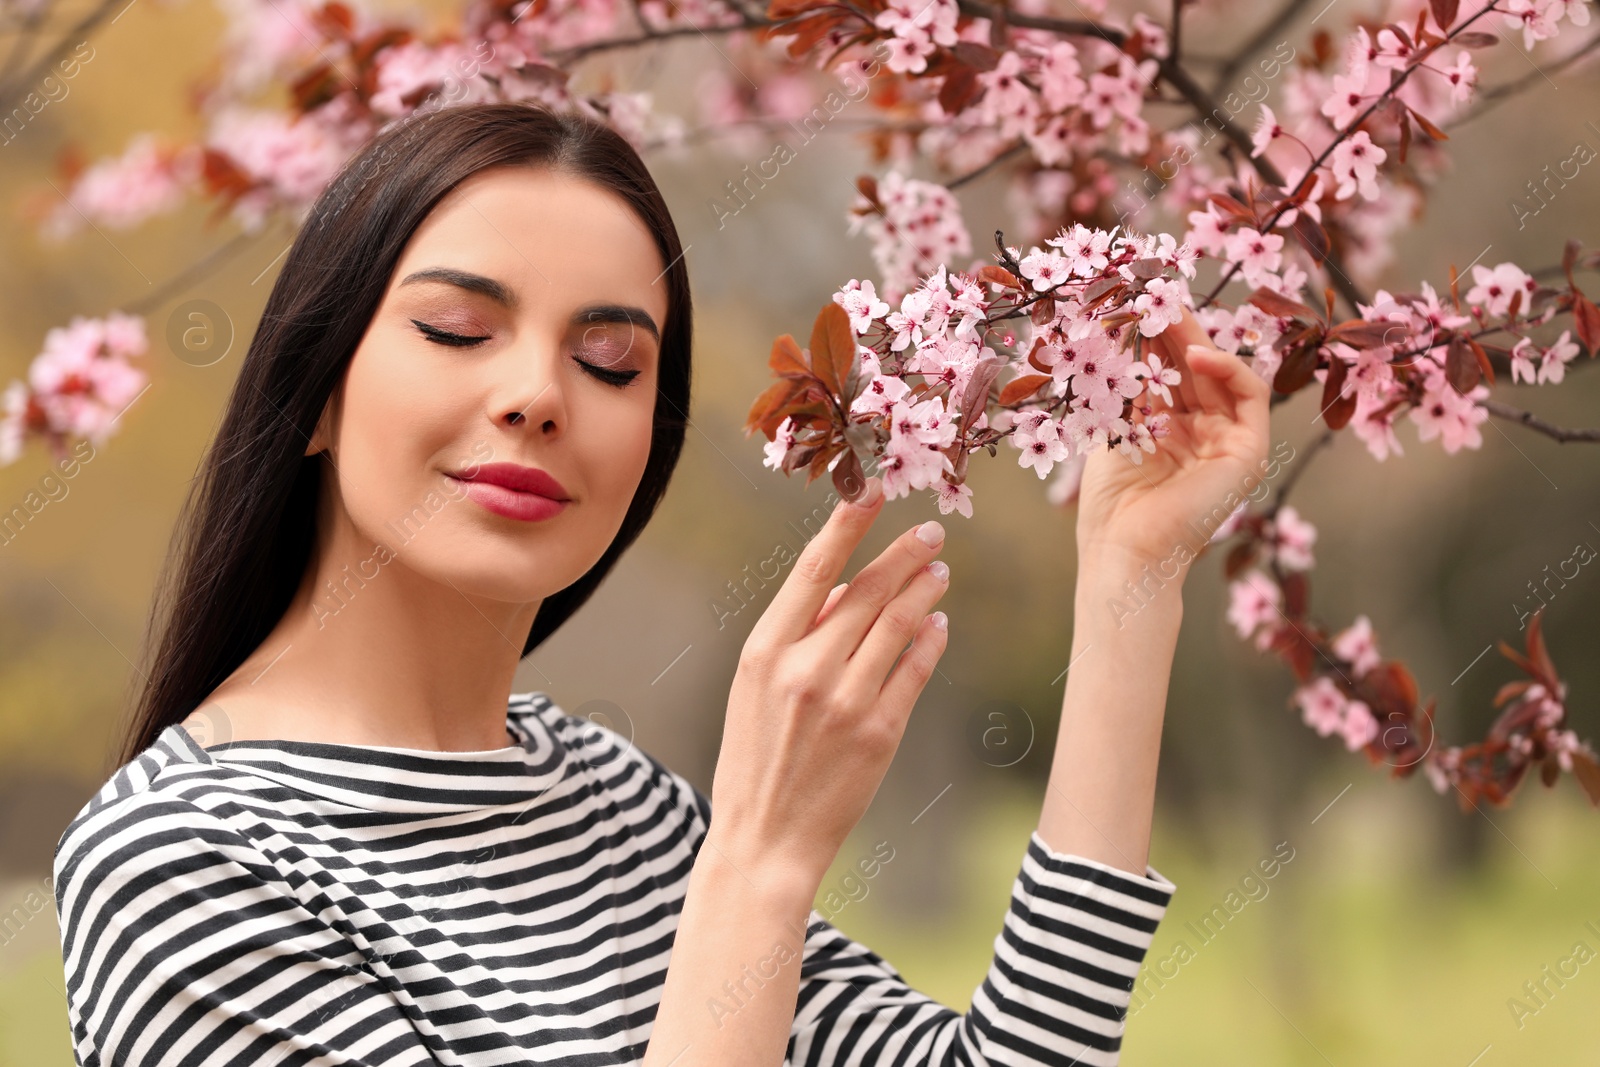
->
xmin=576 ymin=359 xmax=642 ymax=388
xmin=412 ymin=319 xmax=490 ymax=347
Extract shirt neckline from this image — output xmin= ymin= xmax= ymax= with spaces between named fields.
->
xmin=154 ymin=693 xmax=573 ymax=813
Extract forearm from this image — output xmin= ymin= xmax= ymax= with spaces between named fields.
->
xmin=644 ymin=834 xmax=819 ymax=1067
xmin=1037 ymin=543 xmax=1185 ymax=876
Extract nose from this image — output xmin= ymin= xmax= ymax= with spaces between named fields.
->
xmin=493 ymin=340 xmax=567 ymax=435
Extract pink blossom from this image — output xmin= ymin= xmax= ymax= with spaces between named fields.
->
xmin=1184 ymin=203 xmax=1231 ymax=257
xmin=834 ymin=279 xmax=890 ymax=333
xmin=1296 ymin=676 xmax=1347 ymax=737
xmin=1332 ymin=615 xmax=1381 ymax=677
xmin=1510 ymin=337 xmax=1539 ymax=384
xmin=1321 ymin=70 xmax=1368 ymax=128
xmin=1251 ymin=104 xmax=1283 ymax=157
xmin=1 ymin=382 xmax=29 ymax=466
xmin=1225 ymin=227 xmax=1285 ymax=288
xmin=1330 ymin=131 xmax=1387 ymax=201
xmin=1464 ymin=262 xmax=1536 ymax=317
xmin=1012 ymin=410 xmax=1071 ymax=478
xmin=1134 ymin=278 xmax=1185 ymax=336
xmin=1269 ymin=504 xmax=1317 ymax=570
xmin=1442 ymin=52 xmax=1478 ymax=104
xmin=763 ymin=415 xmax=796 ymax=470
xmin=1133 ymin=352 xmax=1182 ymax=406
xmin=1228 ymin=571 xmax=1283 ymax=648
xmin=1035 ymin=41 xmax=1086 ymax=110
xmin=1409 ymin=380 xmax=1489 ymax=453
xmin=1351 ymin=389 xmax=1406 ymax=460
xmin=935 ymin=479 xmax=974 ymax=517
xmin=46 ymin=135 xmax=190 ymax=237
xmin=1373 ymin=28 xmax=1415 ymax=70
xmin=1340 ymin=699 xmax=1380 ymax=751
xmin=1537 ymin=329 xmax=1580 ymax=384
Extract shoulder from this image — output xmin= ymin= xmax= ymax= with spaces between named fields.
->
xmin=53 ymin=724 xmax=273 ymax=933
xmin=510 ymin=690 xmax=713 ymax=845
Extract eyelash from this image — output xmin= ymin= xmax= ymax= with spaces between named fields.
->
xmin=410 ymin=319 xmax=643 ymax=388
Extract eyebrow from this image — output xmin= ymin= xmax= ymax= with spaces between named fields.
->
xmin=397 ymin=267 xmax=660 ymax=343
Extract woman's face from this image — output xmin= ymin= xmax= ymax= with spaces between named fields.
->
xmin=308 ymin=165 xmax=668 ymax=605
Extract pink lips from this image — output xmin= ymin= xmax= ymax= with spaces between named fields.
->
xmin=447 ymin=462 xmax=571 ymax=522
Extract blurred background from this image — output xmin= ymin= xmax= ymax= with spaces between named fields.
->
xmin=2 ymin=0 xmax=1598 ymax=1061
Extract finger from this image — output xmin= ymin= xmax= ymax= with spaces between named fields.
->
xmin=751 ymin=475 xmax=885 ymax=648
xmin=877 ymin=612 xmax=949 ymax=725
xmin=807 ymin=517 xmax=946 ymax=662
xmin=1184 ymin=343 xmax=1270 ymax=433
xmin=841 ymin=559 xmax=950 ymax=694
xmin=808 ymin=582 xmax=850 ymax=633
xmin=1148 ymin=307 xmax=1211 ymax=413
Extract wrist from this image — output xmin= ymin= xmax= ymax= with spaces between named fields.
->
xmin=694 ymin=829 xmax=820 ymax=913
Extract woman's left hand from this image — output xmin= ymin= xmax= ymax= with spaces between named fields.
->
xmin=1074 ymin=306 xmax=1273 ymax=569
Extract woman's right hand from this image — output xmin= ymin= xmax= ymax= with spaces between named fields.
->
xmin=706 ymin=474 xmax=952 ymax=893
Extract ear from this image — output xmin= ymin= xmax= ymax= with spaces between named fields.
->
xmin=305 ymin=377 xmax=345 ymax=458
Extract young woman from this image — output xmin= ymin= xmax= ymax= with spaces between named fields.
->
xmin=53 ymin=101 xmax=1270 ymax=1067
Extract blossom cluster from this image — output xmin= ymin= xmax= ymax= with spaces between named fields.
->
xmin=756 ymin=224 xmax=1197 ymax=517
xmin=1 ymin=313 xmax=147 ymax=465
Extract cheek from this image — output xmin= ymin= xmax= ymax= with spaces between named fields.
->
xmin=333 ymin=341 xmax=469 ymax=521
xmin=590 ymin=388 xmax=656 ymax=508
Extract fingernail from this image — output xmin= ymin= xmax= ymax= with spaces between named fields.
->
xmin=915 ymin=520 xmax=944 ymax=547
xmin=926 ymin=560 xmax=949 ymax=583
xmin=930 ymin=611 xmax=948 ymax=631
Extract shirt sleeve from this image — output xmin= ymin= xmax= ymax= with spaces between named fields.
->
xmin=786 ymin=833 xmax=1174 ymax=1067
xmin=53 ymin=790 xmax=444 ymax=1067
xmin=635 ymin=744 xmax=1177 ymax=1067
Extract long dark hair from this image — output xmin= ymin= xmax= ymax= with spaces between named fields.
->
xmin=114 ymin=102 xmax=693 ymax=768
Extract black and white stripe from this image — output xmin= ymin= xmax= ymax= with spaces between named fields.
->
xmin=54 ymin=692 xmax=1175 ymax=1066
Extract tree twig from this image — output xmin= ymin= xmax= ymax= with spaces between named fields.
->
xmin=1478 ymin=398 xmax=1600 ymax=442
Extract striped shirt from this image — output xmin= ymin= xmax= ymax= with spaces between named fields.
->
xmin=53 ymin=692 xmax=1176 ymax=1066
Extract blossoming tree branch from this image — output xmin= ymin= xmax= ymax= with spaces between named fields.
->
xmin=3 ymin=0 xmax=1597 ymax=808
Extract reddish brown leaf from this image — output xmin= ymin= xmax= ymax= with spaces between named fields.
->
xmin=1410 ymin=107 xmax=1449 ymax=141
xmin=1272 ymin=342 xmax=1319 ymax=395
xmin=1030 ymin=297 xmax=1056 ymax=325
xmin=1570 ymin=751 xmax=1600 ymax=807
xmin=831 ymin=446 xmax=867 ymax=501
xmin=1445 ymin=336 xmax=1481 ymax=393
xmin=952 ymin=40 xmax=1001 ymax=70
xmin=1128 ymin=258 xmax=1166 ymax=280
xmin=1292 ymin=214 xmax=1330 ymax=265
xmin=1429 ymin=0 xmax=1459 ymax=30
xmin=1320 ymin=357 xmax=1358 ymax=429
xmin=769 ymin=333 xmax=810 ymax=379
xmin=1327 ymin=319 xmax=1401 ymax=348
xmin=961 ymin=354 xmax=1003 ymax=427
xmin=1468 ymin=337 xmax=1496 ymax=385
xmin=745 ymin=378 xmax=803 ymax=437
xmin=1525 ymin=605 xmax=1560 ymax=684
xmin=1541 ymin=754 xmax=1562 ymax=788
xmin=1452 ymin=30 xmax=1498 ymax=47
xmin=978 ymin=264 xmax=1021 ymax=289
xmin=1562 ymin=239 xmax=1582 ymax=286
xmin=1209 ymin=193 xmax=1254 ymax=221
xmin=809 ymin=301 xmax=854 ymax=399
xmin=1281 ymin=572 xmax=1309 ymax=617
xmin=1247 ymin=286 xmax=1320 ymax=322
xmin=999 ymin=373 xmax=1052 ymax=405
xmin=1573 ymin=293 xmax=1600 ymax=355
xmin=938 ymin=65 xmax=982 ymax=115
xmin=1224 ymin=540 xmax=1259 ymax=579
xmin=855 ymin=174 xmax=881 ymax=211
